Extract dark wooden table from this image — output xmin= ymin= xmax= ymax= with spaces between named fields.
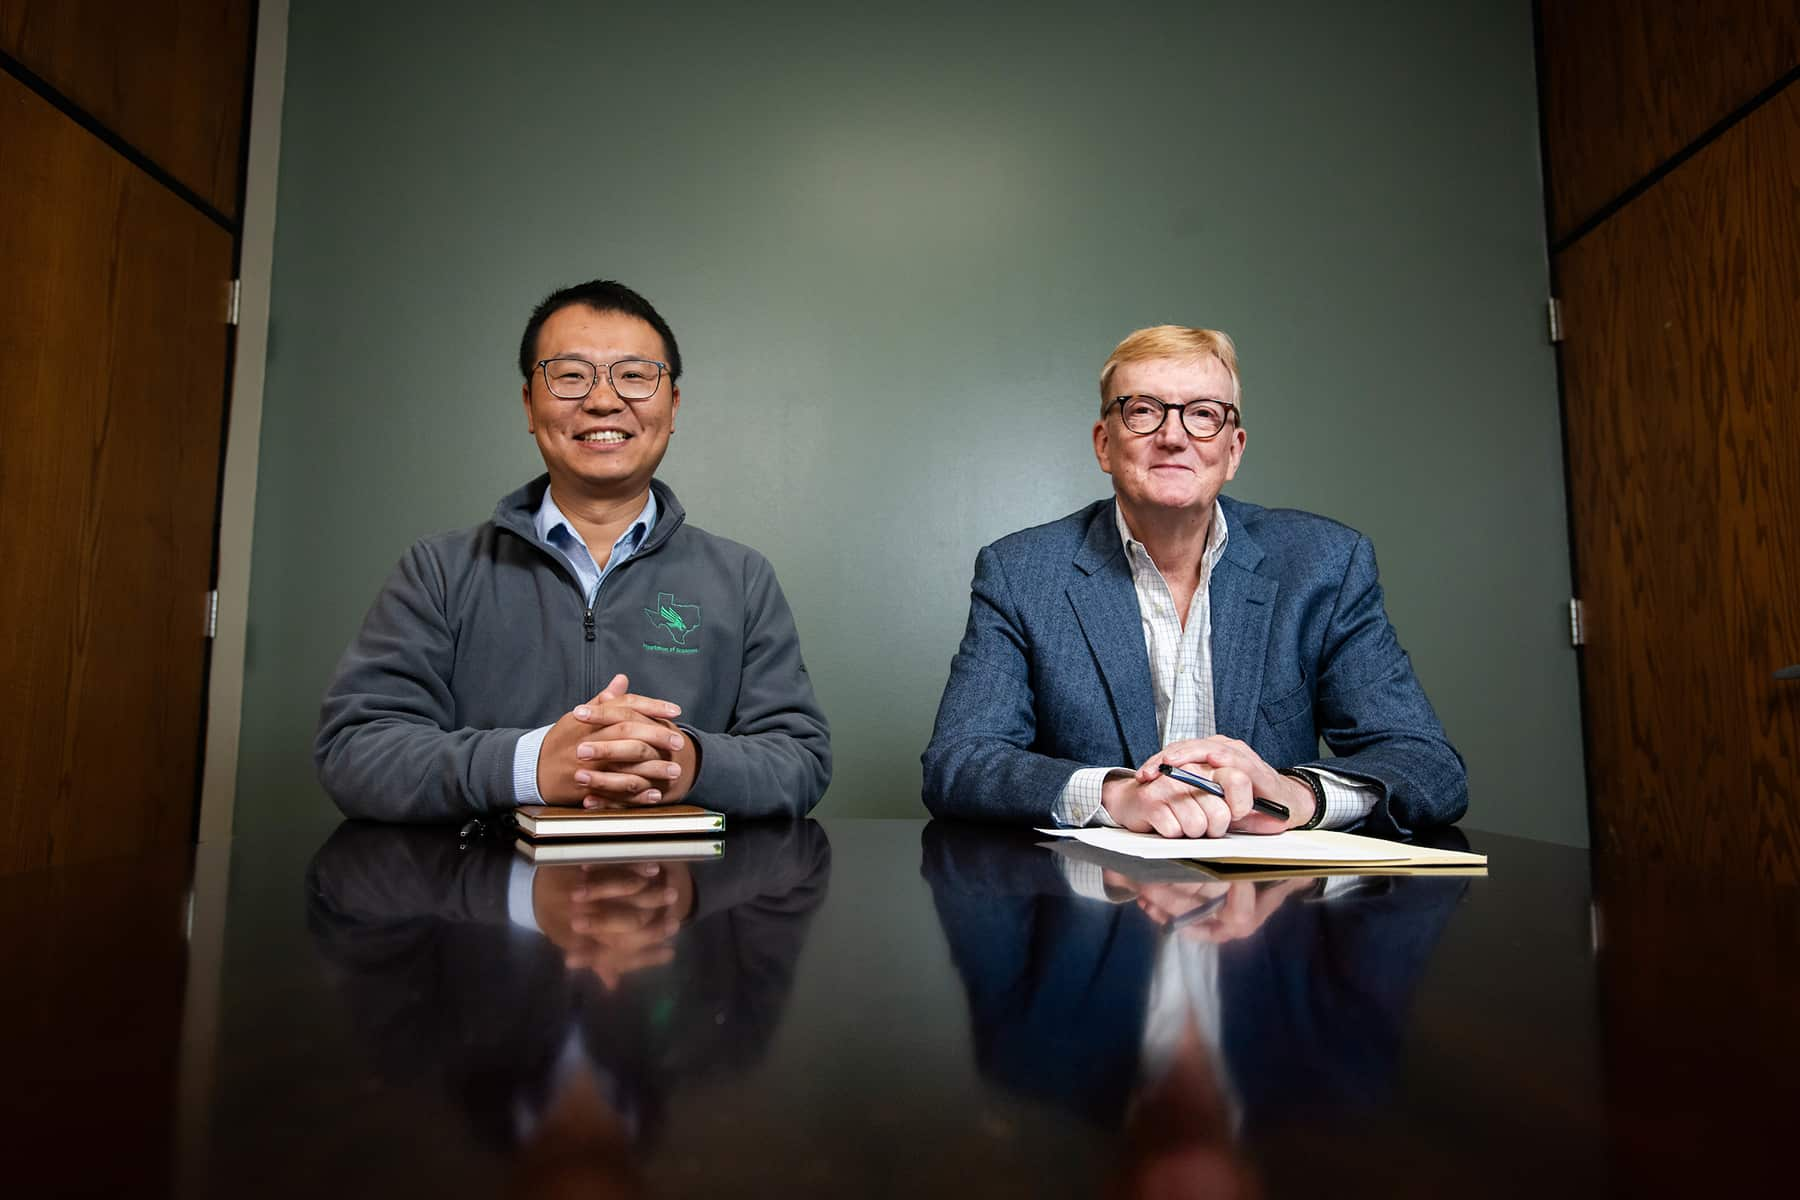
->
xmin=2 ymin=816 xmax=1792 ymax=1196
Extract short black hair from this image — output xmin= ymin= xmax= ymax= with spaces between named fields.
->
xmin=517 ymin=279 xmax=683 ymax=383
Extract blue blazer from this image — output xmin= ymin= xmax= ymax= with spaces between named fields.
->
xmin=921 ymin=496 xmax=1467 ymax=836
xmin=918 ymin=821 xmax=1468 ymax=1133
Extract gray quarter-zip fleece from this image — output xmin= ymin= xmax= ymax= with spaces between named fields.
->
xmin=315 ymin=476 xmax=830 ymax=821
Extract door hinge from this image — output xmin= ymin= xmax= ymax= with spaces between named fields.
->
xmin=205 ymin=590 xmax=219 ymax=639
xmin=224 ymin=279 xmax=241 ymax=326
xmin=1547 ymin=297 xmax=1564 ymax=343
xmin=1569 ymin=597 xmax=1585 ymax=647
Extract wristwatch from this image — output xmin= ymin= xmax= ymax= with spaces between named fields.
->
xmin=1277 ymin=767 xmax=1328 ymax=830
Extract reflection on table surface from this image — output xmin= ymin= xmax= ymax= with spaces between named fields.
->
xmin=306 ymin=818 xmax=831 ymax=1194
xmin=921 ymin=822 xmax=1467 ymax=1199
xmin=1 ymin=816 xmax=1793 ymax=1195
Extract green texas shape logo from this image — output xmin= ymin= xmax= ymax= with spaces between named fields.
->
xmin=643 ymin=592 xmax=702 ymax=652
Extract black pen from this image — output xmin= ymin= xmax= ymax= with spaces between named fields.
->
xmin=1164 ymin=891 xmax=1229 ymax=932
xmin=1157 ymin=763 xmax=1291 ymax=820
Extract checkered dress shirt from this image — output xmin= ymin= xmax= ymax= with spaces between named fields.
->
xmin=1052 ymin=501 xmax=1378 ymax=829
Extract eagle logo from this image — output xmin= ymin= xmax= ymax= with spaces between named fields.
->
xmin=644 ymin=592 xmax=702 ymax=645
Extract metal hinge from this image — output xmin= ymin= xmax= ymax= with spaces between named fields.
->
xmin=205 ymin=590 xmax=219 ymax=639
xmin=1568 ymin=598 xmax=1585 ymax=646
xmin=224 ymin=279 xmax=241 ymax=326
xmin=1547 ymin=297 xmax=1564 ymax=343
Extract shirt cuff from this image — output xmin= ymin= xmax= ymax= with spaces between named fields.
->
xmin=513 ymin=725 xmax=553 ymax=806
xmin=1319 ymin=874 xmax=1371 ymax=900
xmin=1056 ymin=855 xmax=1122 ymax=904
xmin=1053 ymin=767 xmax=1126 ymax=828
xmin=506 ymin=857 xmax=542 ymax=932
xmin=1306 ymin=767 xmax=1380 ymax=830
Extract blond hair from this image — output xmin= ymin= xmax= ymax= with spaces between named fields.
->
xmin=1098 ymin=325 xmax=1242 ymax=413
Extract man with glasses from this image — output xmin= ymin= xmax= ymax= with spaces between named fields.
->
xmin=316 ymin=280 xmax=829 ymax=821
xmin=922 ymin=326 xmax=1464 ymax=838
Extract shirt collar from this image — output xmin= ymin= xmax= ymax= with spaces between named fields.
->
xmin=534 ymin=487 xmax=658 ymax=555
xmin=1113 ymin=499 xmax=1230 ymax=571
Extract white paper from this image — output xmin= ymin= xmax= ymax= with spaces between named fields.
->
xmin=1032 ymin=827 xmax=1415 ymax=862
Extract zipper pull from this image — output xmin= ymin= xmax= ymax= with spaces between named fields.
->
xmin=583 ymin=608 xmax=595 ymax=642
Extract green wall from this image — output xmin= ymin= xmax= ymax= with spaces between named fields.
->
xmin=240 ymin=0 xmax=1587 ymax=844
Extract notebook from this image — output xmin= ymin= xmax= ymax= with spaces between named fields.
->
xmin=514 ymin=804 xmax=726 ymax=839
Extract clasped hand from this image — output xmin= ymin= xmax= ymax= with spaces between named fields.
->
xmin=1100 ymin=735 xmax=1315 ymax=838
xmin=536 ymin=673 xmax=697 ymax=808
xmin=1101 ymin=869 xmax=1313 ymax=945
xmin=532 ymin=860 xmax=695 ymax=989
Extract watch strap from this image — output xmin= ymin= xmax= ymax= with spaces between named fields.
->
xmin=1278 ymin=767 xmax=1328 ymax=830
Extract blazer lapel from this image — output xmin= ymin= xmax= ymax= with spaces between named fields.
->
xmin=1209 ymin=513 xmax=1277 ymax=742
xmin=1067 ymin=503 xmax=1161 ymax=767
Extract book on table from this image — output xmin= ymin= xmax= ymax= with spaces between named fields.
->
xmin=514 ymin=804 xmax=726 ymax=839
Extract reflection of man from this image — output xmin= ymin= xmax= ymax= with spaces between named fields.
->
xmin=923 ymin=326 xmax=1465 ymax=838
xmin=529 ymin=859 xmax=694 ymax=990
xmin=919 ymin=823 xmax=1465 ymax=1166
xmin=316 ymin=280 xmax=830 ymax=822
xmin=305 ymin=820 xmax=831 ymax=1165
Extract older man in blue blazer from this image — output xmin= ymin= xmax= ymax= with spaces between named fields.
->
xmin=922 ymin=326 xmax=1466 ymax=838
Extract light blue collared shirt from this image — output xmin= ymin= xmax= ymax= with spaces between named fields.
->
xmin=508 ymin=487 xmax=659 ymax=811
xmin=536 ymin=487 xmax=659 ymax=609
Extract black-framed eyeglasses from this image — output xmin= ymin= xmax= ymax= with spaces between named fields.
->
xmin=1109 ymin=395 xmax=1239 ymax=440
xmin=536 ymin=357 xmax=669 ymax=401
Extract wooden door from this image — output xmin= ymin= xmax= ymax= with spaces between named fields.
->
xmin=1538 ymin=0 xmax=1800 ymax=242
xmin=1557 ymin=86 xmax=1800 ymax=881
xmin=0 ymin=849 xmax=192 ymax=1191
xmin=0 ymin=0 xmax=253 ymax=219
xmin=0 ymin=70 xmax=235 ymax=870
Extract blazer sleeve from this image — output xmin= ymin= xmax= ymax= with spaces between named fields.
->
xmin=1296 ymin=534 xmax=1468 ymax=836
xmin=921 ymin=545 xmax=1093 ymax=823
